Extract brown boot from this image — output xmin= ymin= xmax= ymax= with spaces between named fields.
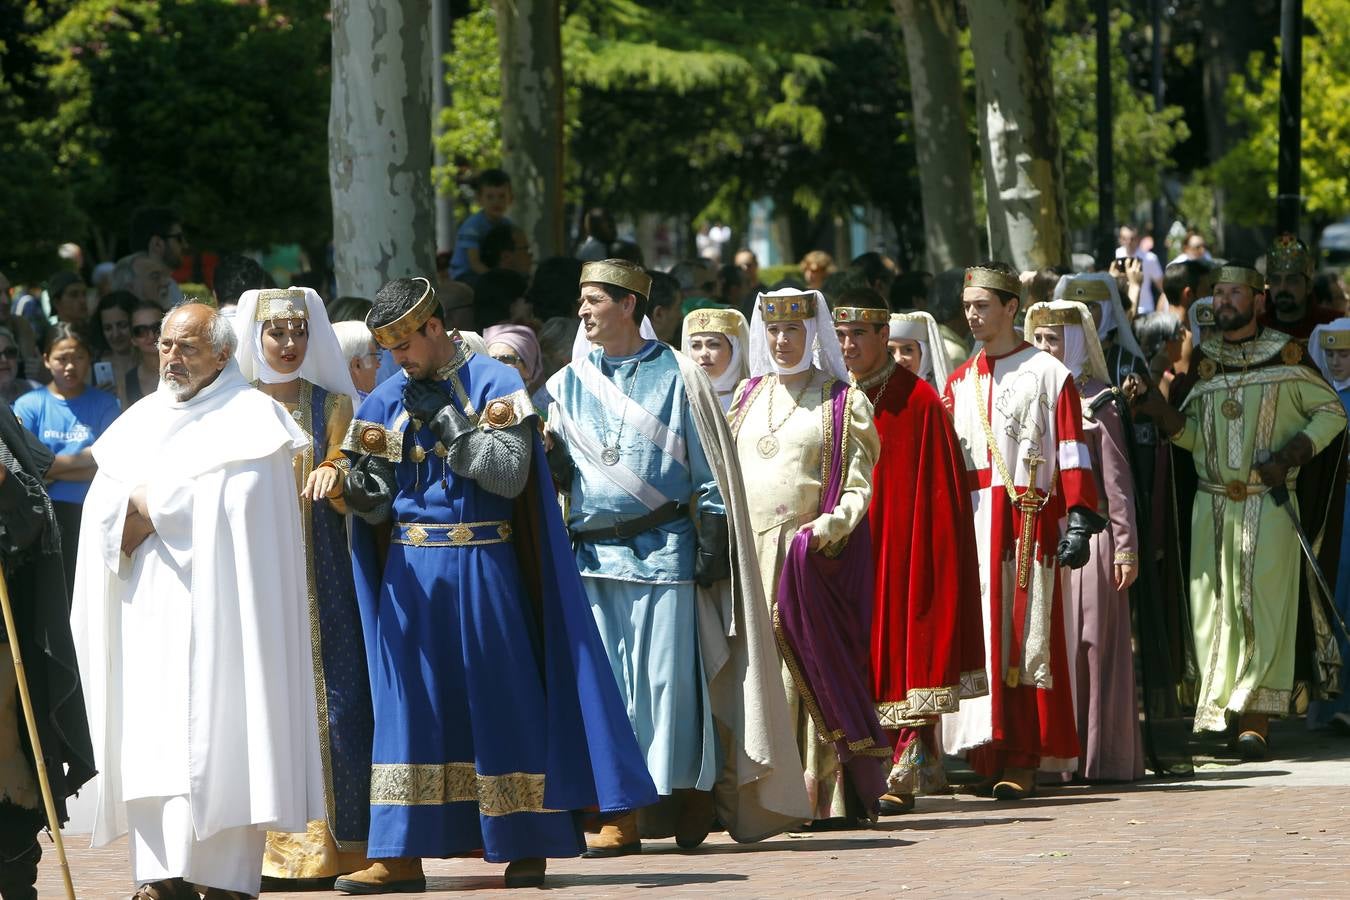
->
xmin=503 ymin=857 xmax=547 ymax=888
xmin=582 ymin=812 xmax=641 ymax=858
xmin=992 ymin=767 xmax=1037 ymax=801
xmin=132 ymin=878 xmax=198 ymax=900
xmin=333 ymin=858 xmax=426 ymax=895
xmin=878 ymin=792 xmax=915 ymax=815
xmin=1236 ymin=713 xmax=1270 ymax=760
xmin=675 ymin=789 xmax=715 ymax=850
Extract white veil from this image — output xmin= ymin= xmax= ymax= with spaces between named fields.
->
xmin=889 ymin=310 xmax=950 ymax=388
xmin=1054 ymin=271 xmax=1145 ymax=361
xmin=748 ymin=289 xmax=848 ymax=380
xmin=680 ymin=307 xmax=750 ymax=396
xmin=1025 ymin=300 xmax=1111 ymax=384
xmin=1309 ymin=318 xmax=1350 ymax=391
xmin=233 ymin=287 xmax=357 ymax=400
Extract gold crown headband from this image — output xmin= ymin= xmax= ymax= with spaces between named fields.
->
xmin=964 ymin=266 xmax=1021 ymax=296
xmin=833 ymin=306 xmax=890 ymax=324
xmin=1320 ymin=330 xmax=1350 ymax=349
xmin=370 ymin=277 xmax=438 ymax=348
xmin=255 ymin=288 xmax=308 ymax=322
xmin=1064 ymin=278 xmax=1111 ymax=303
xmin=1267 ymin=233 xmax=1314 ymax=278
xmin=1029 ymin=307 xmax=1084 ymax=328
xmin=580 ymin=261 xmax=652 ymax=301
xmin=1214 ymin=266 xmax=1265 ymax=292
xmin=760 ymin=293 xmax=816 ymax=322
xmin=685 ymin=307 xmax=743 ymax=336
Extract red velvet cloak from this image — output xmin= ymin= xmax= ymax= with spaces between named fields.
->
xmin=860 ymin=361 xmax=985 ymax=727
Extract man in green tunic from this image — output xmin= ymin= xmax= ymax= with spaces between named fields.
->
xmin=1129 ymin=264 xmax=1347 ymax=760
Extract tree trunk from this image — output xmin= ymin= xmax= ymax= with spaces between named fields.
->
xmin=329 ymin=0 xmax=436 ymax=299
xmin=494 ymin=0 xmax=564 ymax=259
xmin=894 ymin=0 xmax=978 ymax=273
xmin=968 ymin=0 xmax=1071 ymax=270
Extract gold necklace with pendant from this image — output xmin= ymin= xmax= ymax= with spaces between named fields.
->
xmin=1219 ymin=342 xmax=1251 ymax=420
xmin=757 ymin=374 xmax=813 ymax=459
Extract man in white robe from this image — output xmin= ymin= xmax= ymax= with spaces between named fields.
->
xmin=71 ymin=303 xmax=324 ymax=899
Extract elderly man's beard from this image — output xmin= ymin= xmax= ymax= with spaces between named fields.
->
xmin=1272 ymin=290 xmax=1304 ymax=321
xmin=160 ymin=362 xmax=197 ymax=400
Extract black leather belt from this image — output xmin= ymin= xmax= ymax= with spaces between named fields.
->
xmin=569 ymin=501 xmax=689 ymax=543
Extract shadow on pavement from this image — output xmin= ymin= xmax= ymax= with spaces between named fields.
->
xmin=671 ymin=836 xmax=913 ymax=855
xmin=873 ymin=816 xmax=1052 ymax=831
xmin=424 ymin=871 xmax=750 ymax=891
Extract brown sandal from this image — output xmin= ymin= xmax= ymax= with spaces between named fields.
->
xmin=132 ymin=878 xmax=198 ymax=900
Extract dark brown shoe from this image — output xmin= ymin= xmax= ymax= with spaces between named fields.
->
xmin=675 ymin=789 xmax=715 ymax=850
xmin=504 ymin=857 xmax=546 ymax=888
xmin=132 ymin=878 xmax=199 ymax=900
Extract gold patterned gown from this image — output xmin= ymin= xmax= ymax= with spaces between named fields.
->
xmin=730 ymin=369 xmax=879 ymax=818
xmin=261 ymin=379 xmax=372 ymax=880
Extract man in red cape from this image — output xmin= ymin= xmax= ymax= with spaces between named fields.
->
xmin=833 ymin=288 xmax=986 ymax=812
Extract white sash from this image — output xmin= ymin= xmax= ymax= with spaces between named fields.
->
xmin=552 ymin=403 xmax=671 ymax=511
xmin=572 ymin=356 xmax=688 ymax=467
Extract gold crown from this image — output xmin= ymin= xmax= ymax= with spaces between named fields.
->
xmin=833 ymin=306 xmax=889 ymax=324
xmin=1267 ymin=233 xmax=1314 ymax=278
xmin=369 ymin=277 xmax=438 ymax=348
xmin=1064 ymin=278 xmax=1111 ymax=303
xmin=685 ymin=307 xmax=743 ymax=335
xmin=760 ymin=292 xmax=816 ymax=322
xmin=963 ymin=265 xmax=1021 ymax=296
xmin=580 ymin=260 xmax=652 ymax=300
xmin=1031 ymin=307 xmax=1083 ymax=327
xmin=1214 ymin=265 xmax=1264 ymax=291
xmin=1319 ymin=330 xmax=1350 ymax=349
xmin=255 ymin=288 xmax=308 ymax=322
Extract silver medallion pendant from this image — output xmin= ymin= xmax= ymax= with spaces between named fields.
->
xmin=1221 ymin=398 xmax=1243 ymax=420
xmin=601 ymin=446 xmax=621 ymax=466
xmin=757 ymin=434 xmax=780 ymax=459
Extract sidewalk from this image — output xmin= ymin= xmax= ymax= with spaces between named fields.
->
xmin=39 ymin=720 xmax=1350 ymax=898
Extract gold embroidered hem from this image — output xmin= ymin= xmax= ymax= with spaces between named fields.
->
xmin=875 ymin=684 xmax=962 ymax=728
xmin=959 ymin=668 xmax=990 ymax=699
xmin=369 ymin=763 xmax=561 ymax=816
xmin=263 ymin=820 xmax=369 ymax=879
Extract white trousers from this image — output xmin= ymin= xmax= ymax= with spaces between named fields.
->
xmin=127 ymin=795 xmax=265 ymax=895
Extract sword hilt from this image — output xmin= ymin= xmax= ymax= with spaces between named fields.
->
xmin=1254 ymin=450 xmax=1292 ymax=506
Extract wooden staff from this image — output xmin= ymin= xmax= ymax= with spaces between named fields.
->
xmin=0 ymin=565 xmax=77 ymax=900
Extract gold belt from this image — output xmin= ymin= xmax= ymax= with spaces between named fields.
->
xmin=394 ymin=520 xmax=513 ymax=547
xmin=1197 ymin=479 xmax=1294 ymax=502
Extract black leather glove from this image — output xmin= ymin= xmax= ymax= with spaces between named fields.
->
xmin=426 ymin=402 xmax=474 ymax=449
xmin=1056 ymin=506 xmax=1107 ymax=569
xmin=344 ymin=455 xmax=394 ymax=515
xmin=546 ymin=438 xmax=574 ymax=491
xmin=694 ymin=511 xmax=731 ymax=588
xmin=403 ymin=379 xmax=451 ymax=423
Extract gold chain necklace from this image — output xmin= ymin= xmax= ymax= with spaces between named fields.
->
xmin=1218 ymin=342 xmax=1251 ymax=420
xmin=757 ymin=373 xmax=812 ymax=459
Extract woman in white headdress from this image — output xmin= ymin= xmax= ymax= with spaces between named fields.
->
xmin=232 ymin=287 xmax=374 ymax=882
xmin=680 ymin=307 xmax=750 ymax=412
xmin=1307 ymin=318 xmax=1350 ymax=733
xmin=1056 ymin=273 xmax=1148 ymax=387
xmin=887 ymin=310 xmax=951 ymax=391
xmin=1026 ymin=299 xmax=1144 ymax=782
xmin=727 ymin=288 xmax=886 ymax=821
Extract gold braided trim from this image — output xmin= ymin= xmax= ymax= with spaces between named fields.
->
xmin=342 ymin=418 xmax=405 ymax=462
xmin=960 ymin=667 xmax=990 ymax=699
xmin=369 ymin=763 xmax=561 ymax=815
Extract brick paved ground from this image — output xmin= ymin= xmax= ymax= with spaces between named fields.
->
xmin=38 ymin=720 xmax=1350 ymax=898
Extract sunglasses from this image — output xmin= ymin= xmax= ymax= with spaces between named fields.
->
xmin=132 ymin=324 xmax=160 ymax=339
xmin=492 ymin=353 xmax=523 ymax=367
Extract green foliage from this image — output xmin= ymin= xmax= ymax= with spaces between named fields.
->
xmin=26 ymin=0 xmax=331 ymax=262
xmin=436 ymin=1 xmax=502 ymax=200
xmin=1211 ymin=0 xmax=1350 ymax=227
xmin=1049 ymin=11 xmax=1190 ymax=232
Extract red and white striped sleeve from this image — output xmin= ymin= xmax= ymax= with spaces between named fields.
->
xmin=1054 ymin=378 xmax=1098 ymax=512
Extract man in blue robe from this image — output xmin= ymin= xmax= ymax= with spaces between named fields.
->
xmin=333 ymin=277 xmax=656 ymax=894
xmin=546 ymin=260 xmax=809 ymax=856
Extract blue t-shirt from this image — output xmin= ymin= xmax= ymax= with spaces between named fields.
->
xmin=14 ymin=386 xmax=121 ymax=504
xmin=449 ymin=210 xmax=511 ymax=280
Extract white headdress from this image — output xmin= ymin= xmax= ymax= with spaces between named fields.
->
xmin=570 ymin=316 xmax=660 ymax=363
xmin=748 ymin=289 xmax=848 ymax=380
xmin=888 ymin=310 xmax=950 ymax=388
xmin=680 ymin=306 xmax=750 ymax=396
xmin=1054 ymin=272 xmax=1146 ymax=361
xmin=233 ymin=287 xmax=357 ymax=400
xmin=1024 ymin=300 xmax=1111 ymax=384
xmin=1309 ymin=317 xmax=1350 ymax=391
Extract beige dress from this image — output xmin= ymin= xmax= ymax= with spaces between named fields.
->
xmin=730 ymin=368 xmax=878 ymax=818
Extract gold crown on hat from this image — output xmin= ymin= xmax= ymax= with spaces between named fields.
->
xmin=369 ymin=277 xmax=438 ymax=348
xmin=1214 ymin=265 xmax=1265 ymax=291
xmin=1064 ymin=278 xmax=1111 ymax=303
xmin=685 ymin=307 xmax=743 ymax=335
xmin=255 ymin=288 xmax=308 ymax=322
xmin=1267 ymin=233 xmax=1314 ymax=279
xmin=963 ymin=265 xmax=1021 ymax=297
xmin=580 ymin=260 xmax=652 ymax=301
xmin=1030 ymin=307 xmax=1084 ymax=327
xmin=1319 ymin=330 xmax=1350 ymax=349
xmin=760 ymin=292 xmax=816 ymax=322
xmin=833 ymin=306 xmax=889 ymax=324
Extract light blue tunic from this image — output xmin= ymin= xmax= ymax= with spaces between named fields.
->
xmin=549 ymin=340 xmax=722 ymax=793
xmin=1310 ymin=385 xmax=1350 ymax=727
